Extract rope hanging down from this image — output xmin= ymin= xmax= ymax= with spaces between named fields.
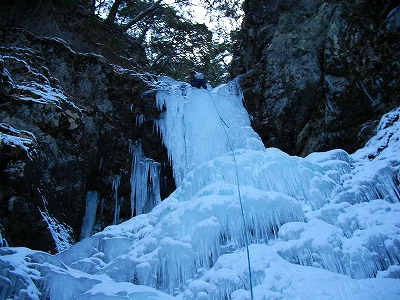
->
xmin=207 ymin=90 xmax=254 ymax=300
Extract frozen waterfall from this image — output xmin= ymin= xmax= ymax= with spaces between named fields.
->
xmin=155 ymin=77 xmax=264 ymax=186
xmin=1 ymin=77 xmax=400 ymax=299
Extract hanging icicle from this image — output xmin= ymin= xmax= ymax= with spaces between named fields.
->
xmin=112 ymin=175 xmax=121 ymax=225
xmin=129 ymin=139 xmax=161 ymax=217
xmin=80 ymin=191 xmax=99 ymax=240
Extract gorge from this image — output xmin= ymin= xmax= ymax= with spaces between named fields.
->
xmin=0 ymin=0 xmax=399 ymax=299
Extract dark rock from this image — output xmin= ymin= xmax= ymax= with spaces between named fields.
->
xmin=0 ymin=3 xmax=175 ymax=252
xmin=0 ymin=58 xmax=13 ymax=97
xmin=232 ymin=0 xmax=400 ymax=156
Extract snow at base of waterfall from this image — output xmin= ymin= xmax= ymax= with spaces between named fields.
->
xmin=1 ymin=77 xmax=400 ymax=300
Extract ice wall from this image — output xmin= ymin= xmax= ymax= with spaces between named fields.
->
xmin=155 ymin=77 xmax=264 ymax=186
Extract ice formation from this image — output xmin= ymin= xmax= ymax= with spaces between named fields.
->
xmin=79 ymin=139 xmax=161 ymax=242
xmin=129 ymin=139 xmax=161 ymax=216
xmin=38 ymin=195 xmax=75 ymax=253
xmin=112 ymin=175 xmax=122 ymax=225
xmin=1 ymin=77 xmax=400 ymax=299
xmin=155 ymin=77 xmax=264 ymax=186
xmin=80 ymin=191 xmax=99 ymax=240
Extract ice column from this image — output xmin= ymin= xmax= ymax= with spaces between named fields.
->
xmin=79 ymin=191 xmax=99 ymax=240
xmin=129 ymin=139 xmax=161 ymax=216
xmin=112 ymin=175 xmax=121 ymax=225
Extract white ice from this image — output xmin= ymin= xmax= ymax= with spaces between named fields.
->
xmin=155 ymin=77 xmax=264 ymax=186
xmin=80 ymin=191 xmax=100 ymax=240
xmin=1 ymin=77 xmax=400 ymax=299
xmin=129 ymin=139 xmax=161 ymax=216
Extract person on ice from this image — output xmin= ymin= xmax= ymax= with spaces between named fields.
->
xmin=191 ymin=72 xmax=207 ymax=89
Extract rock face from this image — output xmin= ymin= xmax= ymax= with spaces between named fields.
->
xmin=231 ymin=0 xmax=400 ymax=156
xmin=0 ymin=1 xmax=174 ymax=252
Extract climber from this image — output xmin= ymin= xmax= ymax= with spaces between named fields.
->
xmin=191 ymin=72 xmax=207 ymax=89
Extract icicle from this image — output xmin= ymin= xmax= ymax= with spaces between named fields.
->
xmin=146 ymin=159 xmax=162 ymax=212
xmin=80 ymin=191 xmax=99 ymax=240
xmin=98 ymin=157 xmax=102 ymax=171
xmin=136 ymin=114 xmax=145 ymax=127
xmin=129 ymin=139 xmax=161 ymax=217
xmin=112 ymin=175 xmax=121 ymax=225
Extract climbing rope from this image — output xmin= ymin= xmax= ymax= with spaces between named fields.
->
xmin=207 ymin=89 xmax=254 ymax=300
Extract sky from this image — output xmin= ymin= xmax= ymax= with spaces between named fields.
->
xmin=164 ymin=0 xmax=243 ymax=42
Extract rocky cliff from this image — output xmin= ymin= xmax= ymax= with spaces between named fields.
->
xmin=231 ymin=0 xmax=400 ymax=156
xmin=0 ymin=0 xmax=174 ymax=252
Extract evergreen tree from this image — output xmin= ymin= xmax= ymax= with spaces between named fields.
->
xmin=85 ymin=0 xmax=242 ymax=86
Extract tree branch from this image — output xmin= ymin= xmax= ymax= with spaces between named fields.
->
xmin=120 ymin=0 xmax=163 ymax=32
xmin=105 ymin=0 xmax=123 ymax=25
